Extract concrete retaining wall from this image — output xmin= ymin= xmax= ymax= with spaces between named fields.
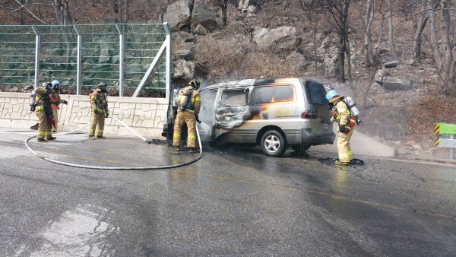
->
xmin=0 ymin=92 xmax=169 ymax=138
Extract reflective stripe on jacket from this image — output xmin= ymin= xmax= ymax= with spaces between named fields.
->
xmin=90 ymin=89 xmax=109 ymax=114
xmin=49 ymin=91 xmax=64 ymax=109
xmin=329 ymin=95 xmax=350 ymax=125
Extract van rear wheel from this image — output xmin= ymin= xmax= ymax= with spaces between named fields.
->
xmin=261 ymin=130 xmax=287 ymax=157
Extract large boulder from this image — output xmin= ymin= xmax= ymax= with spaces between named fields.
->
xmin=374 ymin=68 xmax=414 ymax=90
xmin=374 ymin=69 xmax=390 ymax=84
xmin=381 ymin=77 xmax=413 ymax=90
xmin=316 ymin=44 xmax=339 ymax=78
xmin=174 ymin=31 xmax=196 ymax=44
xmin=193 ymin=24 xmax=208 ymax=35
xmin=163 ymin=0 xmax=191 ymax=31
xmin=286 ymin=51 xmax=310 ymax=71
xmin=176 ymin=49 xmax=194 ymax=61
xmin=191 ymin=0 xmax=217 ymax=32
xmin=173 ymin=60 xmax=205 ymax=81
xmin=384 ymin=60 xmax=400 ymax=68
xmin=253 ymin=26 xmax=302 ymax=54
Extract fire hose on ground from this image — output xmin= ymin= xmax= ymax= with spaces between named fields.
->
xmin=23 ymin=115 xmax=203 ymax=170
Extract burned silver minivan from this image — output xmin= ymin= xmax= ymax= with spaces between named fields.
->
xmin=164 ymin=77 xmax=336 ymax=157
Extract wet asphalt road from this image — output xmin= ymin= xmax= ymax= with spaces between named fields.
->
xmin=0 ymin=128 xmax=455 ymax=257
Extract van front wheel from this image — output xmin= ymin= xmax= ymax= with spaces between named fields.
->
xmin=261 ymin=130 xmax=287 ymax=157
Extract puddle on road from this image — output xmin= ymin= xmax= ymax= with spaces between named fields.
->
xmin=16 ymin=204 xmax=117 ymax=257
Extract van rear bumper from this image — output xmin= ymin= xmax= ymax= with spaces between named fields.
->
xmin=285 ymin=128 xmax=335 ymax=145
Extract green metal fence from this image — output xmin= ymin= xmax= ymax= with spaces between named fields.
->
xmin=0 ymin=22 xmax=172 ymax=97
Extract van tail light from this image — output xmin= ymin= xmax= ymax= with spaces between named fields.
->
xmin=301 ymin=112 xmax=318 ymax=119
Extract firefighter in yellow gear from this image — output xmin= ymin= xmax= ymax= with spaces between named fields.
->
xmin=327 ymin=90 xmax=355 ymax=165
xmin=173 ymin=79 xmax=201 ymax=152
xmin=49 ymin=80 xmax=68 ymax=132
xmin=27 ymin=86 xmax=40 ymax=130
xmin=31 ymin=82 xmax=55 ymax=142
xmin=89 ymin=81 xmax=110 ymax=140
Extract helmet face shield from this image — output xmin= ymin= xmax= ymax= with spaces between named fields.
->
xmin=45 ymin=82 xmax=53 ymax=93
xmin=51 ymin=80 xmax=60 ymax=92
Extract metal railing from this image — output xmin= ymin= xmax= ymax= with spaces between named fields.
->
xmin=0 ymin=22 xmax=172 ymax=98
xmin=433 ymin=122 xmax=456 ymax=160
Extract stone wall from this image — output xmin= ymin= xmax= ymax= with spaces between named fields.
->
xmin=0 ymin=92 xmax=169 ymax=138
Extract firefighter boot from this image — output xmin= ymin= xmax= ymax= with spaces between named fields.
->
xmin=188 ymin=148 xmax=199 ymax=153
xmin=89 ymin=135 xmax=96 ymax=140
xmin=335 ymin=160 xmax=349 ymax=165
xmin=37 ymin=138 xmax=48 ymax=143
xmin=97 ymin=135 xmax=106 ymax=139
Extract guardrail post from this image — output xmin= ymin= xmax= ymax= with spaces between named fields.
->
xmin=32 ymin=25 xmax=40 ymax=88
xmin=434 ymin=122 xmax=456 ymax=160
xmin=115 ymin=23 xmax=125 ymax=97
xmin=73 ymin=24 xmax=82 ymax=95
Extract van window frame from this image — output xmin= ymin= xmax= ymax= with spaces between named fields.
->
xmin=219 ymin=88 xmax=250 ymax=107
xmin=304 ymin=80 xmax=328 ymax=106
xmin=251 ymin=84 xmax=296 ymax=105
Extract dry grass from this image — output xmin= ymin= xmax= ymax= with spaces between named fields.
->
xmin=406 ymin=95 xmax=456 ymax=142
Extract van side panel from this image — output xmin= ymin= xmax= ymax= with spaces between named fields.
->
xmin=217 ymin=79 xmax=305 ymax=144
xmin=196 ymin=77 xmax=335 ymax=147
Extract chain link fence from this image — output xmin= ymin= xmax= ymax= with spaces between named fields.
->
xmin=0 ymin=22 xmax=172 ymax=97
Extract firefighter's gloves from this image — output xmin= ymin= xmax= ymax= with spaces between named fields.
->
xmin=339 ymin=124 xmax=347 ymax=133
xmin=105 ymin=113 xmax=109 ymax=118
xmin=29 ymin=103 xmax=36 ymax=112
xmin=64 ymin=100 xmax=68 ymax=105
xmin=94 ymin=109 xmax=99 ymax=114
xmin=330 ymin=117 xmax=335 ymax=123
xmin=195 ymin=115 xmax=201 ymax=123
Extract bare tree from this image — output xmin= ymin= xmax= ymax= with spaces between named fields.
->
xmin=214 ymin=0 xmax=237 ymax=25
xmin=52 ymin=0 xmax=72 ymax=24
xmin=297 ymin=0 xmax=325 ymax=76
xmin=428 ymin=0 xmax=455 ymax=92
xmin=12 ymin=0 xmax=47 ymax=24
xmin=386 ymin=0 xmax=397 ymax=59
xmin=375 ymin=0 xmax=387 ymax=58
xmin=411 ymin=0 xmax=428 ymax=61
xmin=9 ymin=0 xmax=75 ymax=24
xmin=113 ymin=0 xmax=130 ymax=22
xmin=322 ymin=0 xmax=354 ymax=89
xmin=364 ymin=0 xmax=376 ymax=67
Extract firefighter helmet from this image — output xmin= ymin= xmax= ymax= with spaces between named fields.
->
xmin=98 ymin=81 xmax=107 ymax=92
xmin=51 ymin=80 xmax=60 ymax=92
xmin=189 ymin=79 xmax=200 ymax=90
xmin=326 ymin=90 xmax=338 ymax=100
xmin=43 ymin=82 xmax=52 ymax=93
